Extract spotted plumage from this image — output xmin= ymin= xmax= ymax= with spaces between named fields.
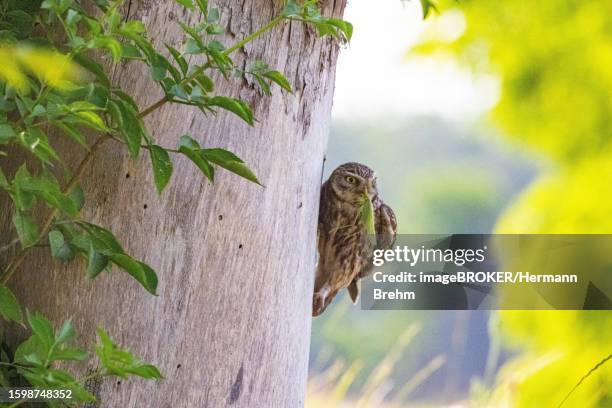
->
xmin=313 ymin=162 xmax=397 ymax=316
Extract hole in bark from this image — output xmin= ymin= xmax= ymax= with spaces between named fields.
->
xmin=125 ymin=173 xmax=130 ymax=179
xmin=117 ymin=381 xmax=121 ymax=386
xmin=229 ymin=365 xmax=244 ymax=404
xmin=238 ymin=244 xmax=243 ymax=249
xmin=218 ymin=214 xmax=223 ymax=221
xmin=176 ymin=364 xmax=182 ymax=369
xmin=143 ymin=204 xmax=148 ymax=209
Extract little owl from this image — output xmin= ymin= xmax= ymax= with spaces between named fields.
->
xmin=313 ymin=162 xmax=397 ymax=316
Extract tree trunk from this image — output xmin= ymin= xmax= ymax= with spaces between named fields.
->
xmin=0 ymin=0 xmax=346 ymax=406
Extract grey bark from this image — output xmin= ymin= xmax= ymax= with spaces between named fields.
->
xmin=0 ymin=0 xmax=346 ymax=406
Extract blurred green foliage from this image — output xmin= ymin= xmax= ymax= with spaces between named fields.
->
xmin=413 ymin=1 xmax=612 ymax=406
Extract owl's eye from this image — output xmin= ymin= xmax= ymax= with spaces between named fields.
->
xmin=345 ymin=176 xmax=356 ymax=184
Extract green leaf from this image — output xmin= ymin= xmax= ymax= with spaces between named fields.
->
xmin=206 ymin=23 xmax=225 ymax=35
xmin=121 ymin=21 xmax=146 ymax=35
xmin=108 ymin=254 xmax=158 ymax=295
xmin=116 ymin=100 xmax=142 ymax=159
xmin=0 ymin=124 xmax=15 ymax=143
xmin=359 ymin=195 xmax=376 ymax=235
xmin=420 ymin=0 xmax=438 ymax=18
xmin=178 ymin=135 xmax=214 ymax=182
xmin=69 ymin=110 xmax=109 ymax=132
xmin=86 ymin=246 xmax=109 ymax=279
xmin=0 ymin=285 xmax=23 ymax=323
xmin=175 ymin=0 xmax=194 ymax=9
xmin=49 ymin=230 xmax=76 ymax=261
xmin=179 ymin=22 xmax=205 ymax=52
xmin=169 ymin=84 xmax=189 ymax=100
xmin=194 ymin=73 xmax=214 ymax=92
xmin=51 ymin=121 xmax=89 ymax=150
xmin=22 ymin=367 xmax=96 ymax=402
xmin=50 ymin=347 xmax=88 ymax=362
xmin=27 ymin=311 xmax=55 ymax=353
xmin=108 ymin=99 xmax=123 ymax=128
xmin=113 ymin=90 xmax=140 ymax=111
xmin=78 ymin=222 xmax=124 ymax=254
xmin=13 ymin=212 xmax=39 ymax=247
xmin=30 ymin=104 xmax=46 ymax=117
xmin=14 ymin=335 xmax=43 ymax=366
xmin=195 ymin=0 xmax=208 ymax=14
xmin=282 ymin=0 xmax=301 ymax=17
xmin=0 ymin=167 xmax=8 ymax=188
xmin=73 ymin=53 xmax=110 ymax=87
xmin=207 ymin=7 xmax=220 ymax=23
xmin=93 ymin=36 xmax=122 ymax=63
xmin=185 ymin=38 xmax=204 ymax=54
xmin=17 ymin=171 xmax=78 ymax=216
xmin=205 ymin=46 xmax=232 ymax=75
xmin=207 ymin=96 xmax=253 ymax=125
xmin=165 ymin=44 xmax=188 ymax=75
xmin=69 ymin=101 xmax=106 ymax=112
xmin=149 ymin=145 xmax=173 ymax=194
xmin=326 ymin=18 xmax=353 ymax=41
xmin=263 ymin=70 xmax=293 ymax=93
xmin=127 ymin=364 xmax=163 ymax=379
xmin=149 ymin=54 xmax=168 ymax=81
xmin=121 ymin=43 xmax=142 ymax=59
xmin=201 ymin=148 xmax=261 ymax=185
xmin=96 ymin=328 xmax=163 ymax=379
xmin=69 ymin=184 xmax=85 ymax=211
xmin=55 ymin=318 xmax=77 ymax=345
xmin=11 ymin=165 xmax=36 ymax=211
xmin=254 ymin=74 xmax=271 ymax=96
xmin=18 ymin=127 xmax=60 ymax=164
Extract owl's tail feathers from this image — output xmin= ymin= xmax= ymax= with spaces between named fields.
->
xmin=347 ymin=280 xmax=359 ymax=304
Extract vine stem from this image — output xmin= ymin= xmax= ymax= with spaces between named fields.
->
xmin=0 ymin=238 xmax=20 ymax=255
xmin=1 ymin=136 xmax=109 ymax=285
xmin=138 ymin=15 xmax=284 ymax=119
xmin=224 ymin=15 xmax=283 ymax=56
xmin=137 ymin=95 xmax=169 ymax=119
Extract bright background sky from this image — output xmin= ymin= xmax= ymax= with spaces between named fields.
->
xmin=332 ymin=0 xmax=499 ymax=121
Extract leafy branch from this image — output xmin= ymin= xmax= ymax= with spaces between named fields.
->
xmin=0 ymin=312 xmax=161 ymax=405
